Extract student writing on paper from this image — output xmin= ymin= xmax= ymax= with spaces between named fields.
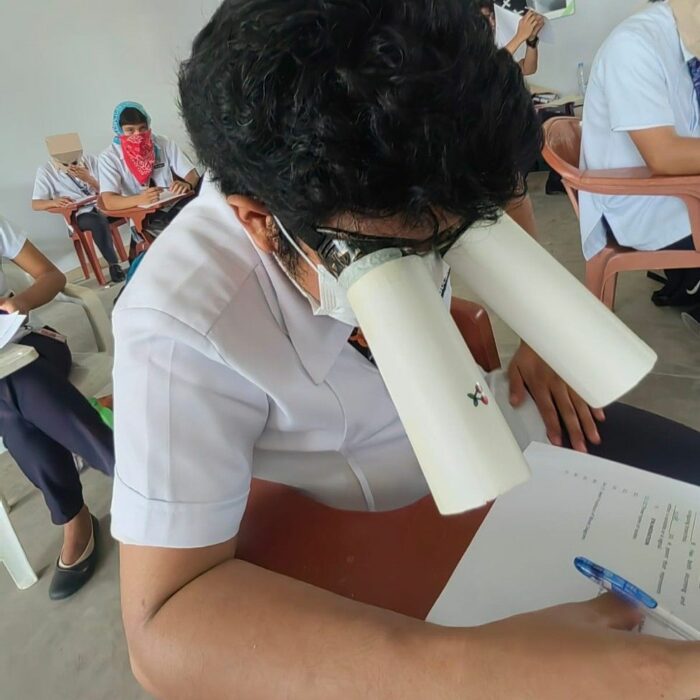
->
xmin=111 ymin=3 xmax=700 ymax=698
xmin=0 ymin=215 xmax=114 ymax=600
xmin=98 ymin=101 xmax=200 ymax=237
xmin=32 ymin=135 xmax=126 ymax=283
xmin=581 ymin=0 xmax=700 ymax=309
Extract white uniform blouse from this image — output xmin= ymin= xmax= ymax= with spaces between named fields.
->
xmin=98 ymin=135 xmax=196 ymax=197
xmin=580 ymin=2 xmax=700 ymax=259
xmin=32 ymin=155 xmax=100 ymax=217
xmin=110 ymin=178 xmax=546 ymax=549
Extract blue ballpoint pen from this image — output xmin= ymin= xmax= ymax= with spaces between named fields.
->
xmin=574 ymin=556 xmax=700 ymax=641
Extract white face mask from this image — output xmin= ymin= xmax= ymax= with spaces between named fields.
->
xmin=274 ymin=218 xmax=452 ymax=327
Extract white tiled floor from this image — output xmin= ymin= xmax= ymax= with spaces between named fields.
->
xmin=1 ymin=173 xmax=699 ymax=699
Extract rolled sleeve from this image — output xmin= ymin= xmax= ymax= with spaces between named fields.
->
xmin=110 ymin=307 xmax=268 ymax=548
xmin=603 ymin=33 xmax=675 ymax=132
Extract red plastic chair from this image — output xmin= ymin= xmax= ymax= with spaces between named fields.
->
xmin=236 ymin=298 xmax=500 ymax=620
xmin=97 ymin=192 xmax=194 ymax=256
xmin=542 ymin=117 xmax=700 ymax=309
xmin=47 ymin=198 xmax=128 ymax=286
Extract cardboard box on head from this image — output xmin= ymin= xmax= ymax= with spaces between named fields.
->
xmin=670 ymin=0 xmax=700 ymax=58
xmin=45 ymin=133 xmax=83 ymax=171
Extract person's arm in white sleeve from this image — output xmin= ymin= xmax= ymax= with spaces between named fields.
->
xmin=603 ymin=34 xmax=700 ymax=176
xmin=163 ymin=137 xmax=200 ymax=194
xmin=99 ymin=152 xmax=159 ymax=210
xmin=0 ymin=217 xmax=65 ymax=313
xmin=114 ymin=314 xmax=700 ymax=699
xmin=31 ymin=167 xmax=72 ymax=211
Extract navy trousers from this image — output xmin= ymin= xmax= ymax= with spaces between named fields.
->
xmin=0 ymin=332 xmax=114 ymax=525
xmin=76 ymin=210 xmax=119 ymax=265
xmin=562 ymin=402 xmax=700 ymax=486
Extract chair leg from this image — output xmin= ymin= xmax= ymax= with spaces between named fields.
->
xmin=0 ymin=500 xmax=38 ymax=590
xmin=601 ymin=273 xmax=618 ymax=310
xmin=72 ymin=236 xmax=90 ymax=281
xmin=585 ymin=257 xmax=606 ymax=301
xmin=80 ymin=231 xmax=107 ymax=286
xmin=110 ymin=223 xmax=128 ymax=263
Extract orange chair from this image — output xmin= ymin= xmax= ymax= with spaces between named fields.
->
xmin=236 ymin=297 xmax=499 ymax=620
xmin=47 ymin=199 xmax=128 ymax=286
xmin=97 ymin=191 xmax=194 ymax=256
xmin=542 ymin=116 xmax=700 ymax=309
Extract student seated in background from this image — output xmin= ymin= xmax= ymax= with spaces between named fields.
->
xmin=111 ymin=2 xmax=700 ymax=698
xmin=581 ymin=0 xmax=700 ymax=307
xmin=99 ymin=102 xmax=200 ymax=237
xmin=477 ymin=0 xmax=544 ymax=76
xmin=0 ymin=215 xmax=114 ymax=600
xmin=32 ymin=144 xmax=126 ymax=283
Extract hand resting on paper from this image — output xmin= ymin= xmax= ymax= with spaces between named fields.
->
xmin=477 ymin=594 xmax=700 ymax=700
xmin=508 ymin=342 xmax=605 ymax=453
xmin=170 ymin=180 xmax=192 ymax=195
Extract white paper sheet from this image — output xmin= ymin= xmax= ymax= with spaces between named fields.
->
xmin=428 ymin=443 xmax=700 ymax=640
xmin=494 ymin=4 xmax=555 ymax=46
xmin=137 ymin=190 xmax=183 ymax=209
xmin=0 ymin=313 xmax=27 ymax=349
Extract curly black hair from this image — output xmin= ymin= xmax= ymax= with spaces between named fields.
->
xmin=179 ymin=0 xmax=541 ymax=235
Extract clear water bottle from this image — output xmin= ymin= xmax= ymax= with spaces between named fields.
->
xmin=577 ymin=62 xmax=587 ymax=96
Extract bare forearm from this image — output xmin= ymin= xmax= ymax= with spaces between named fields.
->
xmin=504 ymin=37 xmax=525 ymax=57
xmin=184 ymin=168 xmax=200 ymax=189
xmin=128 ymin=559 xmax=472 ymax=700
xmin=648 ymin=137 xmax=700 ymax=176
xmin=32 ymin=199 xmax=57 ymax=212
xmin=13 ymin=271 xmax=66 ymax=312
xmin=101 ymin=192 xmax=142 ymax=210
xmin=520 ymin=47 xmax=538 ymax=76
xmin=506 ymin=194 xmax=538 ymax=239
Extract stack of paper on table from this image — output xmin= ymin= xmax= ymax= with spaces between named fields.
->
xmin=429 ymin=443 xmax=700 ymax=640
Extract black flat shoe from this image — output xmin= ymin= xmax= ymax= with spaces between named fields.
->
xmin=49 ymin=516 xmax=99 ymax=601
xmin=109 ymin=264 xmax=126 ymax=283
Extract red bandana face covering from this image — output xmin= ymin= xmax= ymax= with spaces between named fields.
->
xmin=119 ymin=130 xmax=156 ymax=185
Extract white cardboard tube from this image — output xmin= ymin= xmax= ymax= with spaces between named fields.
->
xmin=341 ymin=254 xmax=530 ymax=515
xmin=446 ymin=215 xmax=657 ymax=408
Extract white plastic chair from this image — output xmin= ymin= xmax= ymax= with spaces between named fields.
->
xmin=0 ymin=263 xmax=113 ymax=589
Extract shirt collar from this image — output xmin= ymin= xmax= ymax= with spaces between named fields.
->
xmin=203 ymin=177 xmax=352 ymax=384
xmin=255 ymin=246 xmax=353 ymax=384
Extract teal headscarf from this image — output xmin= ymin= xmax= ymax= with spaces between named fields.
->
xmin=112 ymin=101 xmax=151 ymax=144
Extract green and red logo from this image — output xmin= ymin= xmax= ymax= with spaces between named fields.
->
xmin=468 ymin=383 xmax=489 ymax=407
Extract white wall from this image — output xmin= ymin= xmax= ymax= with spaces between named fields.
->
xmin=0 ymin=0 xmax=220 ymax=270
xmin=532 ymin=0 xmax=648 ymax=93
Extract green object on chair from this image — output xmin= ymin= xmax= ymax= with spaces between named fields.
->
xmin=88 ymin=398 xmax=114 ymax=430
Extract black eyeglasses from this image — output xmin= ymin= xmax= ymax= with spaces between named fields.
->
xmin=286 ymin=217 xmax=471 ymax=278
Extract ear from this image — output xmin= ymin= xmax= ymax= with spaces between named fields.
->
xmin=227 ymin=195 xmax=276 ymax=253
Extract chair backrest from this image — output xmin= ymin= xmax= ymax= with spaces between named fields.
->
xmin=542 ymin=117 xmax=584 ymax=217
xmin=542 ymin=116 xmax=582 ymax=174
xmin=236 ymin=297 xmax=500 ymax=619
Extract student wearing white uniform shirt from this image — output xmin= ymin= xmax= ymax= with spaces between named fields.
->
xmin=99 ymin=102 xmax=200 ymax=238
xmin=0 ymin=216 xmax=114 ymax=600
xmin=32 ymin=151 xmax=126 ymax=283
xmin=112 ymin=2 xmax=700 ymax=698
xmin=581 ymin=0 xmax=700 ymax=307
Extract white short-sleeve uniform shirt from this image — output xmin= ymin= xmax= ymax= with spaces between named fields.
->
xmin=580 ymin=2 xmax=700 ymax=260
xmin=98 ymin=135 xmax=196 ymax=197
xmin=110 ymin=178 xmax=547 ymax=549
xmin=32 ymin=155 xmax=100 ymax=217
xmin=0 ymin=217 xmax=28 ymax=296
